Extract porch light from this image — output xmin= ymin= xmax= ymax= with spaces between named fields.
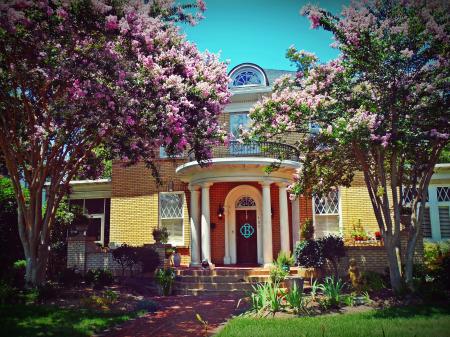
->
xmin=217 ymin=204 xmax=224 ymax=219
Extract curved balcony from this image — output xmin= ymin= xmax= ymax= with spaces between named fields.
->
xmin=187 ymin=141 xmax=300 ymax=162
xmin=177 ymin=141 xmax=301 ymax=185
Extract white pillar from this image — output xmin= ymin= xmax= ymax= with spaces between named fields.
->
xmin=261 ymin=181 xmax=273 ymax=267
xmin=291 ymin=196 xmax=300 ymax=246
xmin=223 ymin=206 xmax=231 ymax=264
xmin=428 ymin=186 xmax=441 ymax=241
xmin=189 ymin=185 xmax=201 ymax=266
xmin=278 ymin=183 xmax=290 ymax=253
xmin=201 ymin=182 xmax=212 ymax=264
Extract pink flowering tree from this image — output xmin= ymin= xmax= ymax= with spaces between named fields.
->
xmin=247 ymin=0 xmax=449 ymax=292
xmin=0 ymin=0 xmax=229 ymax=286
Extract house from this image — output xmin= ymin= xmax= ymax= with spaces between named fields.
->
xmin=66 ymin=63 xmax=450 ymax=274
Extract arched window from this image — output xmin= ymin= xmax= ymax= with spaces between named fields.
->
xmin=236 ymin=196 xmax=256 ymax=208
xmin=228 ymin=64 xmax=268 ymax=88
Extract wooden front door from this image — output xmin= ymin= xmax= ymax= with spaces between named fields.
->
xmin=236 ymin=210 xmax=257 ymax=264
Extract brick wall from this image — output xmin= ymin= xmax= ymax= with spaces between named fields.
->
xmin=110 ymin=160 xmax=191 ymax=251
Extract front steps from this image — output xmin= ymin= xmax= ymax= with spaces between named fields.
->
xmin=173 ymin=267 xmax=307 ymax=296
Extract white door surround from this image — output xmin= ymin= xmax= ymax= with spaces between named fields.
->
xmin=223 ymin=185 xmax=263 ymax=265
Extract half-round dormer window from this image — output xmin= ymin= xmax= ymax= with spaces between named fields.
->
xmin=228 ymin=63 xmax=268 ymax=88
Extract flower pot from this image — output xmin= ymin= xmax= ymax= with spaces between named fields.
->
xmin=281 ymin=264 xmax=290 ymax=273
xmin=284 ymin=276 xmax=304 ymax=292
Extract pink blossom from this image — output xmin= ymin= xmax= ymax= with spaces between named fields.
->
xmin=105 ymin=15 xmax=118 ymax=30
xmin=56 ymin=8 xmax=68 ymax=20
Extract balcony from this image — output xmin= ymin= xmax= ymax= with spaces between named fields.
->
xmin=187 ymin=141 xmax=300 ymax=162
xmin=177 ymin=141 xmax=301 ymax=185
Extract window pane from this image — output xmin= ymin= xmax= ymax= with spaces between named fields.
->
xmin=439 ymin=206 xmax=450 ymax=239
xmin=437 ymin=187 xmax=450 ymax=202
xmin=315 ymin=215 xmax=339 ymax=238
xmin=314 ymin=191 xmax=339 ymax=215
xmin=85 ymin=199 xmax=104 ymax=214
xmin=161 ymin=219 xmax=183 ymax=244
xmin=230 ymin=113 xmax=250 ymax=138
xmin=160 ymin=193 xmax=183 ymax=218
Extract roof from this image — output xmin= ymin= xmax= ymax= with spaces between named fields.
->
xmin=263 ymin=68 xmax=296 ymax=86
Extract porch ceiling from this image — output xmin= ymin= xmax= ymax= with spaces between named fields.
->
xmin=175 ymin=157 xmax=300 ymax=185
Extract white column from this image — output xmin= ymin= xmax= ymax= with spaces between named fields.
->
xmin=201 ymin=182 xmax=212 ymax=264
xmin=278 ymin=183 xmax=290 ymax=253
xmin=189 ymin=185 xmax=201 ymax=266
xmin=223 ymin=206 xmax=231 ymax=264
xmin=261 ymin=181 xmax=273 ymax=267
xmin=291 ymin=197 xmax=300 ymax=246
xmin=428 ymin=186 xmax=441 ymax=241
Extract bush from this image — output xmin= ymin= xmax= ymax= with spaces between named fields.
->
xmin=85 ymin=269 xmax=114 ymax=289
xmin=0 ymin=281 xmax=17 ymax=304
xmin=249 ymin=282 xmax=284 ymax=314
xmin=318 ymin=277 xmax=345 ymax=309
xmin=285 ymin=282 xmax=309 ymax=314
xmin=57 ymin=268 xmax=83 ymax=287
xmin=152 ymin=227 xmax=169 ymax=244
xmin=137 ymin=246 xmax=160 ymax=273
xmin=12 ymin=259 xmax=26 ymax=288
xmin=136 ymin=299 xmax=158 ymax=312
xmin=112 ymin=244 xmax=139 ymax=276
xmin=361 ymin=271 xmax=385 ymax=292
xmin=154 ymin=268 xmax=175 ymax=296
xmin=275 ymin=251 xmax=294 ymax=269
xmin=36 ymin=282 xmax=57 ymax=302
xmin=317 ymin=235 xmax=345 ymax=277
xmin=295 ymin=240 xmax=324 ymax=268
xmin=269 ymin=266 xmax=288 ymax=284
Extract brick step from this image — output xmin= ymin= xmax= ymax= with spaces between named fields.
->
xmin=176 ymin=269 xmax=249 ymax=277
xmin=174 ymin=281 xmax=254 ymax=291
xmin=173 ymin=288 xmax=248 ymax=296
xmin=175 ymin=275 xmax=246 ymax=283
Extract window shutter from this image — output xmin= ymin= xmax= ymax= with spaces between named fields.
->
xmin=438 ymin=206 xmax=450 ymax=239
xmin=421 ymin=207 xmax=431 ymax=238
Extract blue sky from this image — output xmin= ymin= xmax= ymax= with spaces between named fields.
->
xmin=180 ymin=0 xmax=349 ymax=71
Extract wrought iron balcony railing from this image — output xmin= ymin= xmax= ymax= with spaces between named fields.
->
xmin=187 ymin=141 xmax=300 ymax=162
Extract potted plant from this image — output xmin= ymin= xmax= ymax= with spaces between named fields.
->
xmin=375 ymin=231 xmax=382 ymax=241
xmin=300 ymin=218 xmax=314 ymax=240
xmin=154 ymin=268 xmax=176 ymax=296
xmin=152 ymin=226 xmax=169 ymax=244
xmin=172 ymin=247 xmax=181 ymax=267
xmin=275 ymin=251 xmax=294 ymax=272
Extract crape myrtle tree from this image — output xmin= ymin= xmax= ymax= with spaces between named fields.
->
xmin=246 ymin=0 xmax=449 ymax=292
xmin=0 ymin=0 xmax=230 ymax=286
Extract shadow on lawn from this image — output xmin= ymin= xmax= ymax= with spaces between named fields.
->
xmin=372 ymin=303 xmax=450 ymax=319
xmin=0 ymin=304 xmax=134 ymax=337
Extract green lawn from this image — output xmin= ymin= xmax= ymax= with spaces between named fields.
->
xmin=0 ymin=304 xmax=142 ymax=337
xmin=217 ymin=305 xmax=450 ymax=337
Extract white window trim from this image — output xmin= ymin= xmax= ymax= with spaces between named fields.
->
xmin=87 ymin=213 xmax=105 ymax=245
xmin=159 ymin=191 xmax=185 ymax=246
xmin=312 ymin=189 xmax=341 ymax=238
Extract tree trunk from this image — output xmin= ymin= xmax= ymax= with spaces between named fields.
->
xmin=24 ymin=250 xmax=48 ymax=287
xmin=384 ymin=235 xmax=403 ymax=293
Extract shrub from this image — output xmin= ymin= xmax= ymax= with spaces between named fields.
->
xmin=295 ymin=240 xmax=324 ymax=268
xmin=36 ymin=282 xmax=57 ymax=302
xmin=0 ymin=281 xmax=17 ymax=304
xmin=361 ymin=271 xmax=385 ymax=292
xmin=249 ymin=282 xmax=284 ymax=314
xmin=424 ymin=240 xmax=450 ymax=270
xmin=136 ymin=246 xmax=160 ymax=273
xmin=81 ymin=294 xmax=114 ymax=311
xmin=57 ymin=268 xmax=83 ymax=287
xmin=152 ymin=227 xmax=169 ymax=244
xmin=317 ymin=235 xmax=345 ymax=278
xmin=269 ymin=266 xmax=288 ymax=284
xmin=103 ymin=289 xmax=119 ymax=304
xmin=85 ymin=269 xmax=114 ymax=289
xmin=12 ymin=259 xmax=26 ymax=288
xmin=300 ymin=218 xmax=314 ymax=240
xmin=136 ymin=299 xmax=159 ymax=312
xmin=112 ymin=244 xmax=139 ymax=276
xmin=154 ymin=268 xmax=176 ymax=296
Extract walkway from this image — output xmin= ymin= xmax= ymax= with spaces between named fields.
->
xmin=102 ymin=294 xmax=246 ymax=337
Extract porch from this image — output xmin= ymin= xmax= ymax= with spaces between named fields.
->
xmin=176 ymin=141 xmax=302 ymax=268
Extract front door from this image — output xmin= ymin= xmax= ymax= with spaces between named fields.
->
xmin=236 ymin=210 xmax=257 ymax=264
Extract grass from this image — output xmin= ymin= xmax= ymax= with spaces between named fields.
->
xmin=216 ymin=304 xmax=450 ymax=337
xmin=0 ymin=303 xmax=143 ymax=337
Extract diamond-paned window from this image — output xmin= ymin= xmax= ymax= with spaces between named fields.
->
xmin=159 ymin=193 xmax=184 ymax=245
xmin=437 ymin=187 xmax=450 ymax=202
xmin=402 ymin=187 xmax=429 ymax=204
xmin=236 ymin=196 xmax=256 ymax=208
xmin=314 ymin=191 xmax=339 ymax=215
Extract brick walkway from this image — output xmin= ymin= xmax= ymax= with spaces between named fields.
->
xmin=101 ymin=294 xmax=246 ymax=337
